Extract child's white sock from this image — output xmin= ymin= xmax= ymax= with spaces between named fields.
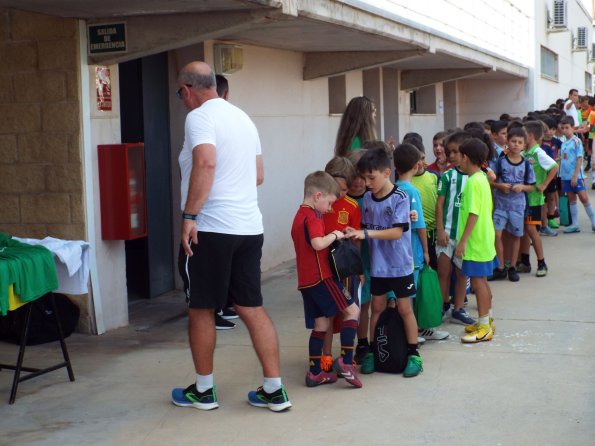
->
xmin=478 ymin=315 xmax=490 ymax=328
xmin=488 ymin=308 xmax=493 ymax=319
xmin=263 ymin=377 xmax=282 ymax=394
xmin=569 ymin=202 xmax=579 ymax=227
xmin=583 ymin=203 xmax=595 ymax=225
xmin=196 ymin=373 xmax=214 ymax=392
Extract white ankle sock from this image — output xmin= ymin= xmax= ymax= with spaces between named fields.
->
xmin=263 ymin=377 xmax=282 ymax=394
xmin=196 ymin=374 xmax=214 ymax=393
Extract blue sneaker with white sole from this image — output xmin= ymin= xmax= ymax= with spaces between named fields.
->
xmin=248 ymin=385 xmax=292 ymax=412
xmin=171 ymin=384 xmax=219 ymax=410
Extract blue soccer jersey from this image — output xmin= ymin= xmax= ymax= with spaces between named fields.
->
xmin=560 ymin=136 xmax=584 ymax=181
xmin=361 ymin=185 xmax=413 ymax=278
xmin=396 ymin=180 xmax=425 ymax=268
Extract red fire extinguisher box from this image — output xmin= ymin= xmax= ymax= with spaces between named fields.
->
xmin=98 ymin=143 xmax=147 ymax=240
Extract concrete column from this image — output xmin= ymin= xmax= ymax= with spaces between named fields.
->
xmin=443 ymin=80 xmax=458 ymax=130
xmin=382 ymin=67 xmax=399 ymax=143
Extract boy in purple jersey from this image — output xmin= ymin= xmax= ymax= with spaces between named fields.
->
xmin=346 ymin=148 xmax=423 ymax=377
xmin=489 ymin=127 xmax=536 ymax=282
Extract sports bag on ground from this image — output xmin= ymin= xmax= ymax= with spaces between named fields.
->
xmin=0 ymin=293 xmax=80 ymax=345
xmin=559 ymin=195 xmax=571 ymax=226
xmin=373 ymin=306 xmax=408 ymax=373
xmin=413 ymin=265 xmax=443 ymax=329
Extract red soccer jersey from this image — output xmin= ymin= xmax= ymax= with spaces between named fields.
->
xmin=322 ymin=195 xmax=361 ymax=233
xmin=291 ymin=205 xmax=333 ymax=289
xmin=427 ymin=160 xmax=454 ymax=175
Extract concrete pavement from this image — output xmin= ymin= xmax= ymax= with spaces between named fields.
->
xmin=1 ymin=190 xmax=595 ymax=446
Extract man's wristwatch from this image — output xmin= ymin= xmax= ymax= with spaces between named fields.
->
xmin=182 ymin=213 xmax=197 ymax=221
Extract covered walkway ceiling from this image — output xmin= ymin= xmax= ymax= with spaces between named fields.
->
xmin=0 ymin=0 xmax=528 ymax=87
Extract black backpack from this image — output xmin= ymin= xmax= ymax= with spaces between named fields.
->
xmin=303 ymin=218 xmax=363 ymax=281
xmin=0 ymin=293 xmax=80 ymax=345
xmin=328 ymin=239 xmax=363 ymax=280
xmin=373 ymin=306 xmax=408 ymax=373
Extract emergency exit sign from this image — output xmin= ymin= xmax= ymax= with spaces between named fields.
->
xmin=88 ymin=23 xmax=127 ymax=54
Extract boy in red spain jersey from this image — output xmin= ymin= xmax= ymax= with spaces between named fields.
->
xmin=291 ymin=171 xmax=362 ymax=388
xmin=321 ymin=157 xmax=362 ymax=372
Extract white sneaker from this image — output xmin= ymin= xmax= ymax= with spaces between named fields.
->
xmin=417 ymin=336 xmax=426 ymax=345
xmin=419 ymin=328 xmax=449 ymax=341
xmin=442 ymin=305 xmax=453 ymax=321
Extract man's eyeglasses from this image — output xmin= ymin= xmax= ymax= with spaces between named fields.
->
xmin=176 ymin=84 xmax=193 ymax=99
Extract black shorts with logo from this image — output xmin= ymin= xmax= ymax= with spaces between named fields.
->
xmin=370 ymin=273 xmax=416 ymax=298
xmin=178 ymin=232 xmax=264 ymax=309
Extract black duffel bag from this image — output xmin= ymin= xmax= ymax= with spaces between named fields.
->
xmin=0 ymin=293 xmax=80 ymax=345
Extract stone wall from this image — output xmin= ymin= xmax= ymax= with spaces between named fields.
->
xmin=0 ymin=8 xmax=84 ymax=241
xmin=0 ymin=9 xmax=95 ymax=333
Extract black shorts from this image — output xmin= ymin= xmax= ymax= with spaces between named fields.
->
xmin=178 ymin=232 xmax=264 ymax=309
xmin=427 ymin=230 xmax=438 ymax=270
xmin=544 ymin=179 xmax=558 ymax=194
xmin=370 ymin=273 xmax=416 ymax=298
xmin=524 ymin=205 xmax=542 ymax=226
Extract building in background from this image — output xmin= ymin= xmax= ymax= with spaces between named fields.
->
xmin=0 ymin=0 xmax=591 ymax=333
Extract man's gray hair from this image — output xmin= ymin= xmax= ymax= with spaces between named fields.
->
xmin=179 ymin=67 xmax=216 ymax=90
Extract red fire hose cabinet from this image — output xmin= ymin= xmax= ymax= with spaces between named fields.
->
xmin=98 ymin=143 xmax=147 ymax=240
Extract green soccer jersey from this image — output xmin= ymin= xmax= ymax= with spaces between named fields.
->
xmin=457 ymin=171 xmax=496 ymax=262
xmin=523 ymin=144 xmax=557 ymax=207
xmin=412 ymin=170 xmax=438 ymax=231
xmin=438 ymin=167 xmax=468 ymax=240
xmin=0 ymin=232 xmax=59 ymax=315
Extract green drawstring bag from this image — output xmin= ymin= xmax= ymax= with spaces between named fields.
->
xmin=413 ymin=265 xmax=443 ymax=329
xmin=559 ymin=195 xmax=571 ymax=226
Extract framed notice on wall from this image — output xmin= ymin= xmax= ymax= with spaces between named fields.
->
xmin=96 ymin=67 xmax=112 ymax=111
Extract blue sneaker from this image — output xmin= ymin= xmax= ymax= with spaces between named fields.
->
xmin=451 ymin=308 xmax=476 ymax=326
xmin=171 ymin=384 xmax=219 ymax=410
xmin=248 ymin=385 xmax=292 ymax=412
xmin=539 ymin=226 xmax=558 ymax=237
xmin=563 ymin=226 xmax=580 ymax=234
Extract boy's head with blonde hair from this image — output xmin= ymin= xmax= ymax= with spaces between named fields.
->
xmin=304 ymin=171 xmax=340 ymax=199
xmin=324 ymin=156 xmax=356 ymax=198
xmin=303 ymin=171 xmax=340 ymax=214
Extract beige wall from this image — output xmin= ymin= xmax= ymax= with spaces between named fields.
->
xmin=456 ymin=78 xmax=529 ymax=125
xmin=0 ymin=9 xmax=84 ymax=240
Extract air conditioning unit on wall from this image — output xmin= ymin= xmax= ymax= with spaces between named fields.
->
xmin=576 ymin=27 xmax=588 ymax=49
xmin=552 ymin=0 xmax=567 ymax=28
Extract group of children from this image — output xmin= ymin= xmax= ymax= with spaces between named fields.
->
xmin=290 ymin=104 xmax=595 ymax=389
